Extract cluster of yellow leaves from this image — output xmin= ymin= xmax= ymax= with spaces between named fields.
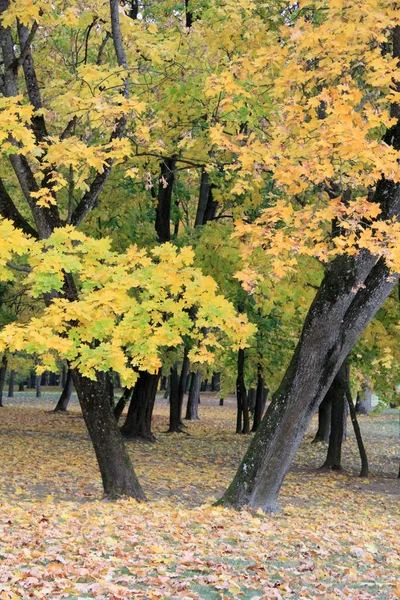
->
xmin=0 ymin=400 xmax=398 ymax=598
xmin=0 ymin=221 xmax=255 ymax=384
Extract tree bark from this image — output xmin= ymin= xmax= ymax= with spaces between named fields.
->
xmin=236 ymin=348 xmax=249 ymax=434
xmin=114 ymin=387 xmax=133 ymax=422
xmin=0 ymin=354 xmax=7 ymax=407
xmin=35 ymin=375 xmax=41 ymax=398
xmin=54 ymin=368 xmax=73 ymax=412
xmin=321 ymin=361 xmax=348 ymax=471
xmin=72 ymin=369 xmax=146 ymax=499
xmin=211 ymin=372 xmax=221 ymax=392
xmin=186 ymin=370 xmax=201 ymax=420
xmin=217 ymin=248 xmax=399 ymax=512
xmin=251 ymin=367 xmax=266 ymax=432
xmin=178 ymin=349 xmax=190 ymax=425
xmin=312 ymin=394 xmax=332 ymax=443
xmin=7 ymin=369 xmax=14 ymax=398
xmin=355 ymin=385 xmax=372 ymax=414
xmin=346 ymin=385 xmax=369 ymax=477
xmin=121 ymin=371 xmax=159 ymax=441
xmin=155 ymin=157 xmax=176 ymax=243
xmin=168 ymin=364 xmax=182 ymax=432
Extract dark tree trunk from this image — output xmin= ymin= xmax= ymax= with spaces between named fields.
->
xmin=114 ymin=387 xmax=133 ymax=422
xmin=18 ymin=382 xmax=24 ymax=392
xmin=312 ymin=394 xmax=332 ymax=443
xmin=160 ymin=376 xmax=167 ymax=390
xmin=155 ymin=157 xmax=176 ymax=243
xmin=252 ymin=368 xmax=266 ymax=432
xmin=219 ymin=398 xmax=224 ymax=406
xmin=35 ymin=375 xmax=41 ymax=398
xmin=121 ymin=371 xmax=160 ymax=441
xmin=41 ymin=371 xmax=49 ymax=386
xmin=186 ymin=370 xmax=201 ymax=420
xmin=178 ymin=349 xmax=190 ymax=424
xmin=346 ymin=385 xmax=369 ymax=477
xmin=54 ymin=368 xmax=73 ymax=412
xmin=168 ymin=364 xmax=182 ymax=432
xmin=248 ymin=388 xmax=256 ymax=410
xmin=61 ymin=364 xmax=67 ymax=387
xmin=211 ymin=372 xmax=221 ymax=392
xmin=28 ymin=369 xmax=35 ymax=388
xmin=0 ymin=354 xmax=7 ymax=407
xmin=321 ymin=361 xmax=348 ymax=471
xmin=7 ymin=369 xmax=15 ymax=398
xmin=164 ymin=376 xmax=170 ymax=400
xmin=217 ymin=245 xmax=399 ymax=512
xmin=236 ymin=348 xmax=249 ymax=434
xmin=72 ymin=369 xmax=146 ymax=499
xmin=49 ymin=372 xmax=58 ymax=386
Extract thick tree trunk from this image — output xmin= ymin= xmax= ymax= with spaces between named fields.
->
xmin=346 ymin=385 xmax=369 ymax=477
xmin=0 ymin=354 xmax=7 ymax=407
xmin=7 ymin=369 xmax=15 ymax=398
xmin=321 ymin=362 xmax=348 ymax=470
xmin=168 ymin=364 xmax=182 ymax=432
xmin=186 ymin=370 xmax=201 ymax=420
xmin=155 ymin=157 xmax=176 ymax=243
xmin=251 ymin=368 xmax=266 ymax=432
xmin=114 ymin=387 xmax=132 ymax=422
xmin=312 ymin=394 xmax=332 ymax=443
xmin=121 ymin=371 xmax=159 ymax=441
xmin=218 ymin=248 xmax=398 ymax=512
xmin=72 ymin=369 xmax=146 ymax=499
xmin=236 ymin=348 xmax=249 ymax=434
xmin=54 ymin=368 xmax=73 ymax=412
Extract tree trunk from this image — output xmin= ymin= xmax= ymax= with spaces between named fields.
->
xmin=0 ymin=354 xmax=7 ymax=407
xmin=54 ymin=368 xmax=73 ymax=412
xmin=211 ymin=372 xmax=221 ymax=392
xmin=72 ymin=369 xmax=146 ymax=499
xmin=312 ymin=394 xmax=332 ymax=443
xmin=35 ymin=375 xmax=41 ymax=398
xmin=252 ymin=368 xmax=266 ymax=432
xmin=236 ymin=348 xmax=249 ymax=434
xmin=186 ymin=370 xmax=201 ymax=420
xmin=178 ymin=349 xmax=190 ymax=425
xmin=61 ymin=364 xmax=67 ymax=387
xmin=168 ymin=364 xmax=182 ymax=432
xmin=7 ymin=369 xmax=15 ymax=398
xmin=217 ymin=248 xmax=398 ymax=512
xmin=346 ymin=385 xmax=369 ymax=477
xmin=114 ymin=387 xmax=133 ymax=422
xmin=121 ymin=371 xmax=159 ymax=441
xmin=355 ymin=385 xmax=372 ymax=415
xmin=321 ymin=361 xmax=348 ymax=471
xmin=18 ymin=382 xmax=24 ymax=392
xmin=155 ymin=157 xmax=176 ymax=243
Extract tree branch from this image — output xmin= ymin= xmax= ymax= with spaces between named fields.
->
xmin=0 ymin=177 xmax=38 ymax=237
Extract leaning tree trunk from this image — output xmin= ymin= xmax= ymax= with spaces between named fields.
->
xmin=321 ymin=361 xmax=348 ymax=471
xmin=186 ymin=370 xmax=201 ymax=420
xmin=54 ymin=368 xmax=73 ymax=412
xmin=312 ymin=393 xmax=332 ymax=443
xmin=0 ymin=354 xmax=7 ymax=407
xmin=346 ymin=385 xmax=369 ymax=477
xmin=72 ymin=369 xmax=146 ymax=500
xmin=217 ymin=245 xmax=399 ymax=512
xmin=114 ymin=387 xmax=133 ymax=422
xmin=121 ymin=371 xmax=160 ymax=441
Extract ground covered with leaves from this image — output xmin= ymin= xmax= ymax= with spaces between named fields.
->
xmin=0 ymin=392 xmax=399 ymax=599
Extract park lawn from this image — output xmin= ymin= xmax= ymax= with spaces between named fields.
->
xmin=0 ymin=394 xmax=399 ymax=599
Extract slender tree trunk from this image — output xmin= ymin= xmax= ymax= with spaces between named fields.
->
xmin=121 ymin=371 xmax=159 ymax=441
xmin=164 ymin=376 xmax=170 ymax=400
xmin=211 ymin=372 xmax=221 ymax=392
xmin=0 ymin=354 xmax=7 ymax=407
xmin=355 ymin=385 xmax=372 ymax=414
xmin=168 ymin=364 xmax=182 ymax=432
xmin=18 ymin=382 xmax=24 ymax=392
xmin=252 ymin=368 xmax=266 ymax=432
xmin=54 ymin=368 xmax=73 ymax=412
xmin=35 ymin=375 xmax=41 ymax=398
xmin=72 ymin=369 xmax=146 ymax=499
xmin=155 ymin=157 xmax=176 ymax=243
xmin=321 ymin=361 xmax=348 ymax=471
xmin=114 ymin=387 xmax=133 ymax=422
xmin=186 ymin=370 xmax=201 ymax=420
xmin=217 ymin=248 xmax=398 ymax=512
xmin=236 ymin=348 xmax=249 ymax=434
xmin=346 ymin=385 xmax=369 ymax=477
xmin=178 ymin=349 xmax=190 ymax=425
xmin=312 ymin=394 xmax=332 ymax=443
xmin=219 ymin=398 xmax=224 ymax=406
xmin=61 ymin=364 xmax=67 ymax=387
xmin=7 ymin=369 xmax=15 ymax=398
